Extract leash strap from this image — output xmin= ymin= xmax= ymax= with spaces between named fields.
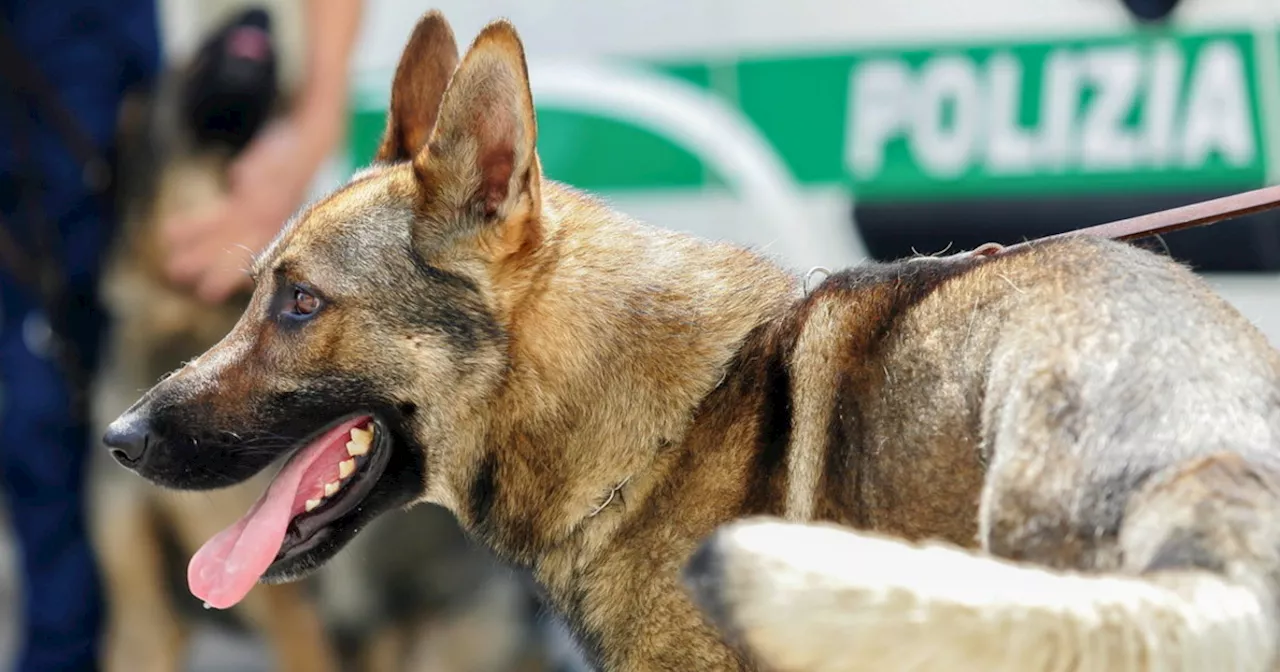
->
xmin=982 ymin=183 xmax=1280 ymax=256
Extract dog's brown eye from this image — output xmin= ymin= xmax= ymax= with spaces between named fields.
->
xmin=290 ymin=288 xmax=321 ymax=317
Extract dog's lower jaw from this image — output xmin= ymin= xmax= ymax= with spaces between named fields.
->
xmin=261 ymin=421 xmax=424 ymax=583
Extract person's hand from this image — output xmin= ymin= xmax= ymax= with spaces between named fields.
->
xmin=161 ymin=115 xmax=337 ymax=303
xmin=162 ymin=0 xmax=358 ymax=304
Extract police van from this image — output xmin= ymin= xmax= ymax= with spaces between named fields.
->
xmin=344 ymin=0 xmax=1280 ymax=340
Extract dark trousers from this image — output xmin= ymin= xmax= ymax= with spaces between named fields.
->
xmin=0 ymin=275 xmax=106 ymax=672
xmin=0 ymin=2 xmax=160 ymax=669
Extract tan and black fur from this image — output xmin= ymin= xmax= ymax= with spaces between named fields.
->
xmin=91 ymin=14 xmax=561 ymax=672
xmin=102 ymin=9 xmax=1280 ymax=671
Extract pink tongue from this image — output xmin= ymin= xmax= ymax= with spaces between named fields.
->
xmin=187 ymin=417 xmax=369 ymax=609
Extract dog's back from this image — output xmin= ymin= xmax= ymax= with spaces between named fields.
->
xmin=689 ymin=236 xmax=1280 ymax=671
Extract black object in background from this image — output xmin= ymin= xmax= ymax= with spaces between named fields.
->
xmin=853 ymin=191 xmax=1280 ymax=272
xmin=1120 ymin=0 xmax=1182 ymax=23
xmin=180 ymin=7 xmax=280 ymax=153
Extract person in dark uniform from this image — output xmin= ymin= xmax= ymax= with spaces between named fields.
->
xmin=0 ymin=2 xmax=161 ymax=670
xmin=0 ymin=2 xmax=359 ymax=670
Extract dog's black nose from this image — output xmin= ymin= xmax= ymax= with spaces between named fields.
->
xmin=103 ymin=415 xmax=154 ymax=466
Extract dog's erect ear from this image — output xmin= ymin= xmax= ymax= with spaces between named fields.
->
xmin=374 ymin=10 xmax=459 ymax=163
xmin=423 ymin=19 xmax=540 ymax=230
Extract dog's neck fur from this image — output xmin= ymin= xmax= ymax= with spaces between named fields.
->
xmin=413 ymin=182 xmax=990 ymax=667
xmin=446 ymin=182 xmax=801 ymax=561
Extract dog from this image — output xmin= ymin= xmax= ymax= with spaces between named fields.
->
xmin=100 ymin=9 xmax=1280 ymax=671
xmin=91 ymin=8 xmax=560 ymax=672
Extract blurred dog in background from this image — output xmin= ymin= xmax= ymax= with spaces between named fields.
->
xmin=88 ymin=7 xmax=568 ymax=671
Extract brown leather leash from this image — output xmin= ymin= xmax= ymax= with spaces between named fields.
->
xmin=966 ymin=183 xmax=1280 ymax=258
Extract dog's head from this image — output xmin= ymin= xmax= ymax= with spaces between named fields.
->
xmin=103 ymin=10 xmax=542 ymax=609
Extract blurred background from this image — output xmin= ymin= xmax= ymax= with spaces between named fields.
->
xmin=2 ymin=0 xmax=1279 ymax=670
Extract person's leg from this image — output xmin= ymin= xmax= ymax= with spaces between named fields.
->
xmin=0 ymin=281 xmax=105 ymax=672
xmin=0 ymin=4 xmax=162 ymax=668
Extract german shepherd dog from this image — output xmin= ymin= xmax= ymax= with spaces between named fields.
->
xmin=103 ymin=9 xmax=1280 ymax=671
xmin=92 ymin=8 xmax=559 ymax=672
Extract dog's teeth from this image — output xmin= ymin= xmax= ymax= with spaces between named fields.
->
xmin=324 ymin=481 xmax=340 ymax=497
xmin=305 ymin=498 xmax=321 ymax=512
xmin=339 ymin=459 xmax=355 ymax=479
xmin=350 ymin=426 xmax=373 ymax=445
xmin=346 ymin=439 xmax=369 ymax=457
